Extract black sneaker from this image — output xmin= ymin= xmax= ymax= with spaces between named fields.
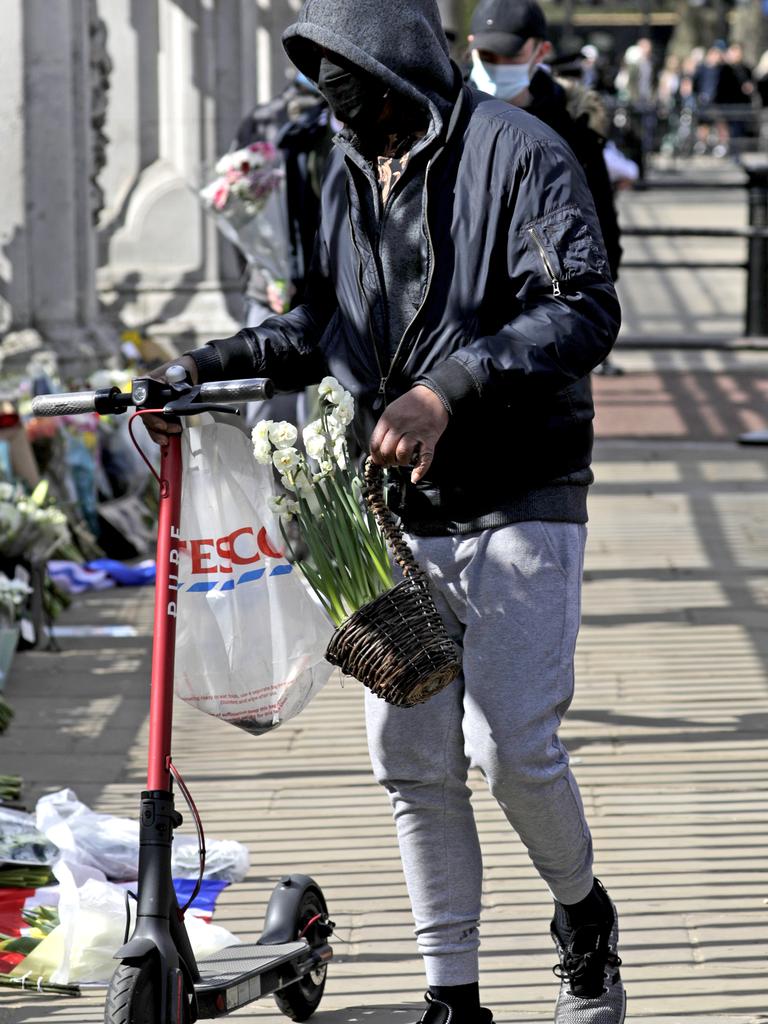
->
xmin=551 ymin=894 xmax=626 ymax=1023
xmin=415 ymin=992 xmax=494 ymax=1024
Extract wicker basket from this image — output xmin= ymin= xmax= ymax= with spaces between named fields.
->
xmin=324 ymin=458 xmax=461 ymax=707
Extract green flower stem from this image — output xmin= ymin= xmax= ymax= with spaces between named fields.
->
xmin=298 ymin=493 xmax=361 ymax=617
xmin=303 ymin=496 xmax=362 ymax=613
xmin=280 ymin=519 xmax=345 ymax=624
xmin=314 ymin=478 xmax=371 ymax=604
xmin=327 ymin=471 xmax=392 ymax=591
xmin=291 ymin=506 xmax=349 ymax=623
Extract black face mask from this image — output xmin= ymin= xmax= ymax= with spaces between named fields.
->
xmin=317 ymin=56 xmax=388 ymax=131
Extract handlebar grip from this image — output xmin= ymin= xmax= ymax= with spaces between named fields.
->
xmin=31 ymin=391 xmax=97 ymax=417
xmin=197 ymin=378 xmax=275 ymax=404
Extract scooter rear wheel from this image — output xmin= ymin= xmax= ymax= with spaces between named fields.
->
xmin=104 ymin=956 xmax=191 ymax=1023
xmin=273 ymin=888 xmax=328 ymax=1022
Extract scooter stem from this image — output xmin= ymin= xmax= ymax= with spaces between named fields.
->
xmin=147 ymin=432 xmax=183 ymax=791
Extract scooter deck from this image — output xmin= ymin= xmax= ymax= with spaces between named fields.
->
xmin=195 ymin=940 xmax=308 ymax=988
xmin=194 ymin=940 xmax=312 ymax=1015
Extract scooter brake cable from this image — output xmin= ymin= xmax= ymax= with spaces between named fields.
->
xmin=169 ymin=758 xmax=207 ymax=914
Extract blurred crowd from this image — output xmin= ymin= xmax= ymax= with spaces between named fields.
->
xmin=578 ymin=35 xmax=767 ymax=171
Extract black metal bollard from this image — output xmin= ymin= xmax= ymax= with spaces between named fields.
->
xmin=741 ymin=154 xmax=768 ymax=337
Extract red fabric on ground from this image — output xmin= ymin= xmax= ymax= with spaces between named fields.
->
xmin=0 ymin=951 xmax=25 ymax=974
xmin=0 ymin=888 xmax=34 ymax=938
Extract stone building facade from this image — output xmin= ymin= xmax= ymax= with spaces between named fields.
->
xmin=0 ymin=0 xmax=301 ymax=378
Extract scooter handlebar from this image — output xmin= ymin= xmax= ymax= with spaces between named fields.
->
xmin=31 ymin=391 xmax=97 ymax=417
xmin=197 ymin=378 xmax=275 ymax=404
xmin=30 ymin=376 xmax=275 ymax=418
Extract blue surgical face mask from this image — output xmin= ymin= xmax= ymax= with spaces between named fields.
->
xmin=470 ymin=50 xmax=531 ymax=100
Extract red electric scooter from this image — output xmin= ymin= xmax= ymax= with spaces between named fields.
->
xmin=32 ymin=368 xmax=334 ymax=1023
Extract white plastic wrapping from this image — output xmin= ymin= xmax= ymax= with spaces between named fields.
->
xmin=35 ymin=789 xmax=250 ymax=883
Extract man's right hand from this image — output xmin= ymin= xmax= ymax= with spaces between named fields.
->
xmin=142 ymin=355 xmax=199 ymax=445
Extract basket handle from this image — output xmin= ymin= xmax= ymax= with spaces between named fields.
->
xmin=363 ymin=457 xmax=422 ymax=577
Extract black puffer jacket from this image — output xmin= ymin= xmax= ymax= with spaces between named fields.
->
xmin=189 ymin=0 xmax=621 ymax=535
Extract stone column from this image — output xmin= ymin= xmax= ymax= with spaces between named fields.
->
xmin=0 ymin=0 xmax=29 ymax=340
xmin=18 ymin=0 xmax=115 ymax=375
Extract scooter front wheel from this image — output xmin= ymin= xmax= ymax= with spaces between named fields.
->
xmin=104 ymin=956 xmax=191 ymax=1024
xmin=104 ymin=957 xmax=156 ymax=1024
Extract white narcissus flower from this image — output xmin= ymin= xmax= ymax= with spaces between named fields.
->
xmin=335 ymin=392 xmax=354 ymax=425
xmin=272 ymin=447 xmax=300 ymax=473
xmin=326 ymin=414 xmax=346 ymax=440
xmin=268 ymin=495 xmax=299 ymax=521
xmin=304 ymin=433 xmax=328 ymax=460
xmin=302 ymin=418 xmax=323 ymax=439
xmin=252 ymin=438 xmax=272 ymax=464
xmin=268 ymin=420 xmax=298 ymax=449
xmin=252 ymin=419 xmax=274 ymax=441
xmin=294 ymin=473 xmax=320 ymax=513
xmin=318 ymin=375 xmax=340 ymax=396
xmin=318 ymin=375 xmax=344 ymax=405
xmin=319 ymin=459 xmax=333 ymax=475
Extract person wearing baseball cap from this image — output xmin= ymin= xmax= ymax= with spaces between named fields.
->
xmin=468 ymin=0 xmax=624 ymax=303
xmin=469 ymin=0 xmax=550 ymax=101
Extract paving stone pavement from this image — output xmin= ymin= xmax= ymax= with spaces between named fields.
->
xmin=0 ymin=409 xmax=767 ymax=1022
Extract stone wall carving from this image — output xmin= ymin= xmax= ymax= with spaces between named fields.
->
xmin=89 ymin=0 xmax=113 ymax=225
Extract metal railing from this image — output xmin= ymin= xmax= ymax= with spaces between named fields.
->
xmin=618 ymin=155 xmax=768 ymax=337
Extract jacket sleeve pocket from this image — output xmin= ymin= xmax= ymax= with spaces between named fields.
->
xmin=521 ymin=204 xmax=609 ymax=293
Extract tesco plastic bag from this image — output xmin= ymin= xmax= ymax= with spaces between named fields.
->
xmin=174 ymin=417 xmax=333 ymax=735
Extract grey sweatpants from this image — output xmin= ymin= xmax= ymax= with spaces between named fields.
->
xmin=364 ymin=521 xmax=594 ymax=986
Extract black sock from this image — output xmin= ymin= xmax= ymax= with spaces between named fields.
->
xmin=429 ymin=982 xmax=480 ymax=1017
xmin=554 ymin=879 xmax=612 ymax=942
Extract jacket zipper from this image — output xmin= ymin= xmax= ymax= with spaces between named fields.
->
xmin=528 ymin=226 xmax=561 ymax=297
xmin=347 ymin=198 xmax=388 ymax=395
xmin=377 ymin=156 xmax=436 ymax=398
xmin=347 ymin=154 xmax=436 ymax=403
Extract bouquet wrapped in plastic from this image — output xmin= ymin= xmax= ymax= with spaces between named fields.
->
xmin=199 ymin=142 xmax=291 ymax=312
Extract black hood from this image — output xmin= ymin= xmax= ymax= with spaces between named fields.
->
xmin=282 ymin=0 xmax=457 ymax=120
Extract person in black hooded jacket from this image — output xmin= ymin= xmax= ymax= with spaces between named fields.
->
xmin=146 ymin=2 xmax=625 ymax=1022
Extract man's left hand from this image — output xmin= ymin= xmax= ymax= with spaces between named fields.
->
xmin=369 ymin=385 xmax=449 ymax=484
